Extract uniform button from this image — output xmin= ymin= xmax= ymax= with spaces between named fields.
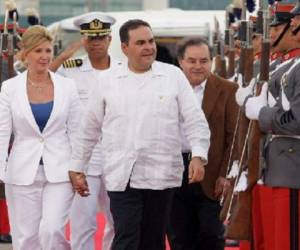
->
xmin=288 ymin=148 xmax=294 ymax=153
xmin=39 ymin=138 xmax=44 ymax=143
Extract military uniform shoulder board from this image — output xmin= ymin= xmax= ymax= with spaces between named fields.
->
xmin=63 ymin=59 xmax=83 ymax=68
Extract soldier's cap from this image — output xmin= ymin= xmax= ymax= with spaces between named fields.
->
xmin=73 ymin=12 xmax=116 ymax=37
xmin=270 ymin=4 xmax=295 ymax=27
xmin=291 ymin=1 xmax=300 ymax=16
xmin=26 ymin=8 xmax=41 ymax=26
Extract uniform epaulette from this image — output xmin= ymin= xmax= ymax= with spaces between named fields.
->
xmin=63 ymin=59 xmax=83 ymax=68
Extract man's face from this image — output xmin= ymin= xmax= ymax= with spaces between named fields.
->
xmin=178 ymin=44 xmax=212 ymax=87
xmin=82 ymin=35 xmax=111 ymax=59
xmin=291 ymin=15 xmax=300 ymax=42
xmin=121 ymin=25 xmax=157 ymax=73
xmin=270 ymin=25 xmax=285 ymax=47
xmin=291 ymin=15 xmax=300 ymax=32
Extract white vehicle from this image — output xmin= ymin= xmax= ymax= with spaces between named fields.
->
xmin=48 ymin=9 xmax=225 ymax=63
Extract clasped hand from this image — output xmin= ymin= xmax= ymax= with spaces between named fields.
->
xmin=69 ymin=171 xmax=90 ymax=197
xmin=188 ymin=157 xmax=205 ymax=183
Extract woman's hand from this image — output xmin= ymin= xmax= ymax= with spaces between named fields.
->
xmin=69 ymin=171 xmax=90 ymax=197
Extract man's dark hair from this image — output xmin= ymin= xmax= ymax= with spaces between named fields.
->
xmin=177 ymin=37 xmax=213 ymax=60
xmin=119 ymin=19 xmax=152 ymax=44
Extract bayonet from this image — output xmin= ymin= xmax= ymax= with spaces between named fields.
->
xmin=256 ymin=0 xmax=264 ymax=35
xmin=7 ymin=33 xmax=14 ymax=78
xmin=259 ymin=9 xmax=271 ymax=82
xmin=0 ymin=35 xmax=3 ymax=89
xmin=12 ymin=12 xmax=19 ymax=54
xmin=2 ymin=10 xmax=9 ymax=53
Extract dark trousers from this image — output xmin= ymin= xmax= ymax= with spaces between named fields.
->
xmin=167 ymin=153 xmax=225 ymax=250
xmin=108 ymin=185 xmax=174 ymax=250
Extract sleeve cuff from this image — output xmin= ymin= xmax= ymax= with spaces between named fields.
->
xmin=0 ymin=169 xmax=4 ymax=181
xmin=0 ymin=163 xmax=6 ymax=181
xmin=258 ymin=106 xmax=278 ymax=133
xmin=192 ymin=147 xmax=208 ymax=165
xmin=69 ymin=159 xmax=86 ymax=173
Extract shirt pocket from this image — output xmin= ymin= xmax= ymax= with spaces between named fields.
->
xmin=268 ymin=137 xmax=300 ymax=167
xmin=153 ymin=93 xmax=178 ymax=118
xmin=152 ymin=93 xmax=180 ymax=151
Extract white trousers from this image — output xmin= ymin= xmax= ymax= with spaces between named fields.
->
xmin=5 ymin=165 xmax=74 ymax=250
xmin=70 ymin=175 xmax=114 ymax=250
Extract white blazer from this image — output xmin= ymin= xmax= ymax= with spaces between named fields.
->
xmin=0 ymin=70 xmax=82 ymax=185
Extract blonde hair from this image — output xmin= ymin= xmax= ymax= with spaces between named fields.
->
xmin=21 ymin=25 xmax=53 ymax=61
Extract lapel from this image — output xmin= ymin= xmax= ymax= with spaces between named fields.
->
xmin=202 ymin=74 xmax=222 ymax=119
xmin=18 ymin=71 xmax=41 ymax=134
xmin=18 ymin=71 xmax=61 ymax=134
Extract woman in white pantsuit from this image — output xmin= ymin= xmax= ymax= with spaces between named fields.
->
xmin=0 ymin=25 xmax=82 ymax=250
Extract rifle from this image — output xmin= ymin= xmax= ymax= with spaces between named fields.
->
xmin=237 ymin=0 xmax=254 ymax=166
xmin=214 ymin=16 xmax=227 ymax=78
xmin=218 ymin=39 xmax=227 ymax=78
xmin=7 ymin=12 xmax=18 ymax=78
xmin=2 ymin=10 xmax=9 ymax=56
xmin=0 ymin=10 xmax=9 ymax=91
xmin=247 ymin=9 xmax=270 ymax=190
xmin=225 ymin=4 xmax=270 ymax=241
xmin=220 ymin=0 xmax=249 ymax=223
xmin=7 ymin=34 xmax=14 ymax=79
xmin=7 ymin=12 xmax=17 ymax=79
xmin=225 ymin=10 xmax=235 ymax=79
xmin=223 ymin=0 xmax=255 ymax=240
xmin=219 ymin=13 xmax=241 ymax=214
xmin=256 ymin=0 xmax=264 ymax=35
xmin=227 ymin=30 xmax=235 ymax=79
xmin=0 ymin=35 xmax=3 ymax=89
xmin=53 ymin=24 xmax=63 ymax=57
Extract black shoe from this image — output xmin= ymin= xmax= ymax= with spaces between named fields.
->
xmin=0 ymin=234 xmax=12 ymax=243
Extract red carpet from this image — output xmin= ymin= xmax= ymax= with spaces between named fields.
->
xmin=66 ymin=213 xmax=239 ymax=250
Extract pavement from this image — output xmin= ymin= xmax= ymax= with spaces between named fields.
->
xmin=0 ymin=244 xmax=12 ymax=250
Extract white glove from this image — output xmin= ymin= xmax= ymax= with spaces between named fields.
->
xmin=235 ymin=75 xmax=256 ymax=107
xmin=268 ymin=91 xmax=276 ymax=108
xmin=0 ymin=167 xmax=4 ymax=183
xmin=245 ymin=82 xmax=268 ymax=120
xmin=227 ymin=160 xmax=239 ymax=179
xmin=228 ymin=74 xmax=236 ymax=82
xmin=281 ymin=89 xmax=290 ymax=111
xmin=234 ymin=170 xmax=248 ymax=192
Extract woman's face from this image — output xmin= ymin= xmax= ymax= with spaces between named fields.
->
xmin=25 ymin=41 xmax=53 ymax=73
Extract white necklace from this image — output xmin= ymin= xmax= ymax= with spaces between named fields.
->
xmin=28 ymin=78 xmax=50 ymax=93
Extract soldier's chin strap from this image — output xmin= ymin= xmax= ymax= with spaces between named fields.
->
xmin=273 ymin=22 xmax=290 ymax=48
xmin=292 ymin=24 xmax=300 ymax=36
